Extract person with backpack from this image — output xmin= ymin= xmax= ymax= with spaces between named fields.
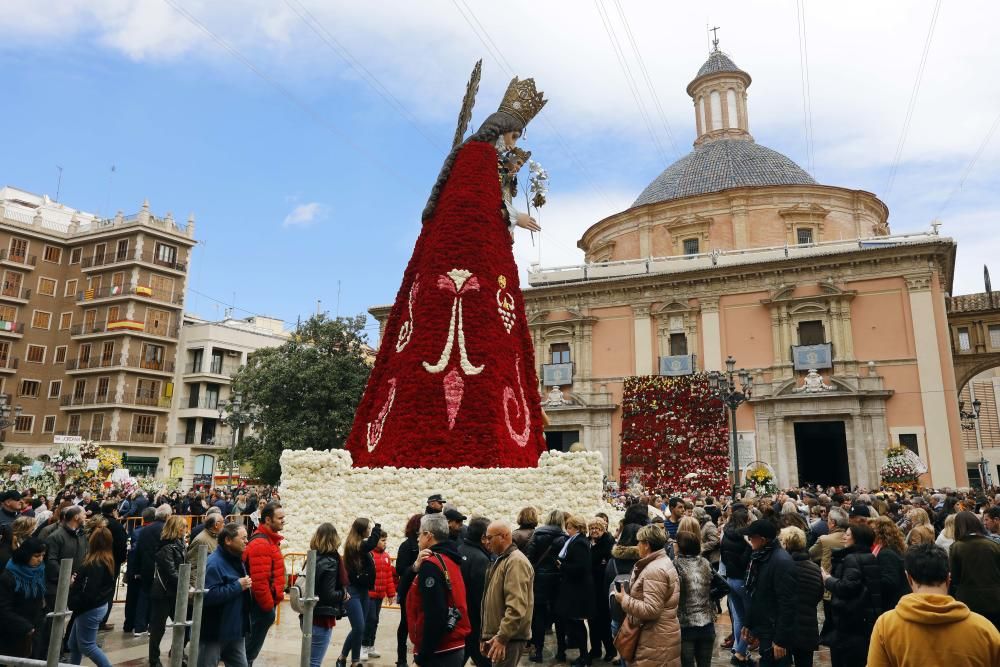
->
xmin=243 ymin=501 xmax=286 ymax=666
xmin=821 ymin=522 xmax=883 ymax=667
xmin=337 ymin=517 xmax=383 ymax=667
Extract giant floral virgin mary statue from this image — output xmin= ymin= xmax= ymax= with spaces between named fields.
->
xmin=345 ymin=69 xmax=548 ymax=469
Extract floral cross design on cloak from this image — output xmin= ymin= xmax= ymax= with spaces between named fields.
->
xmin=422 ymin=269 xmax=485 ymax=429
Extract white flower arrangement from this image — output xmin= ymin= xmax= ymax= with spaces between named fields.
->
xmin=279 ymin=448 xmax=618 ymax=554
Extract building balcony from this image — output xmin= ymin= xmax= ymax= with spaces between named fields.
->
xmin=69 ymin=319 xmax=180 ymax=340
xmin=60 ymin=392 xmax=172 ymax=411
xmin=0 ymin=249 xmax=36 ymax=270
xmin=176 ymin=433 xmax=227 ymax=446
xmin=0 ymin=357 xmax=17 ymax=373
xmin=0 ymin=321 xmax=25 ymax=337
xmin=80 ymin=248 xmax=188 ymax=274
xmin=0 ymin=286 xmax=31 ymax=304
xmin=66 ymin=356 xmax=121 ymax=372
xmin=77 ymin=285 xmax=184 ymax=308
xmin=180 ymin=396 xmax=222 ymax=410
xmin=183 ymin=361 xmax=241 ymax=378
xmin=59 ymin=428 xmax=166 ymax=445
xmin=55 ymin=428 xmax=112 ymax=441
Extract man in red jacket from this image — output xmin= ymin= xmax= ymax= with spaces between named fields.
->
xmin=407 ymin=513 xmax=471 ymax=667
xmin=242 ymin=502 xmax=285 ymax=666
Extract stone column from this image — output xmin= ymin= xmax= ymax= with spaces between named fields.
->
xmin=700 ymin=297 xmax=722 ymax=371
xmin=633 ymin=304 xmax=653 ymax=376
xmin=905 ymin=273 xmax=957 ymax=487
xmin=730 ymin=196 xmax=750 ymax=249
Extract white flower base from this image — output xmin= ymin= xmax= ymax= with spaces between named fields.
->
xmin=279 ymin=448 xmax=618 ymax=554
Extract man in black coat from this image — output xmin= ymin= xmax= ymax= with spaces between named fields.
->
xmin=99 ymin=500 xmax=129 ymax=629
xmin=459 ymin=517 xmax=492 ymax=667
xmin=133 ymin=504 xmax=170 ymax=634
xmin=741 ymin=519 xmax=797 ymax=666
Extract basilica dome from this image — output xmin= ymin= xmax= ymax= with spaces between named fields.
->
xmin=632 ymin=139 xmax=816 ymax=207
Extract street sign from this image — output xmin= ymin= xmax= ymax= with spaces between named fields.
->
xmin=53 ymin=435 xmax=83 ymax=444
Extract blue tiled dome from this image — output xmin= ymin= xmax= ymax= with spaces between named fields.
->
xmin=632 ymin=139 xmax=816 ymax=207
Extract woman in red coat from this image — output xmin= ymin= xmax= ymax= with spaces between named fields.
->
xmin=345 ymin=75 xmax=548 ymax=469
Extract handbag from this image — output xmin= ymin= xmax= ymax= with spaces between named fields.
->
xmin=709 ymin=571 xmax=731 ymax=601
xmin=613 ymin=615 xmax=642 ymax=662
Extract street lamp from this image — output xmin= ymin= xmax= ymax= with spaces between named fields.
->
xmin=958 ymin=399 xmax=982 ymax=430
xmin=708 ymin=355 xmax=753 ymax=500
xmin=0 ymin=393 xmax=23 ymax=434
xmin=218 ymin=392 xmax=249 ymax=491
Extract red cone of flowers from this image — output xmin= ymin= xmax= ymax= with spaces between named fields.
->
xmin=345 ymin=142 xmax=546 ymax=468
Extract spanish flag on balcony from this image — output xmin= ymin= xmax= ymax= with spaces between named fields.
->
xmin=84 ymin=289 xmax=94 ymax=300
xmin=107 ymin=319 xmax=144 ymax=332
xmin=135 ymin=285 xmax=153 ymax=297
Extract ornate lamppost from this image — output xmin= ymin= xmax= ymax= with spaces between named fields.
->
xmin=708 ymin=356 xmax=753 ymax=500
xmin=217 ymin=392 xmax=251 ymax=491
xmin=959 ymin=399 xmax=990 ymax=488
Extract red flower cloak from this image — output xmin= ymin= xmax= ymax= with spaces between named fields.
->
xmin=345 ymin=141 xmax=546 ymax=468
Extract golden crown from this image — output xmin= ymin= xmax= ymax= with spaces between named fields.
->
xmin=508 ymin=147 xmax=532 ymax=162
xmin=498 ymin=76 xmax=547 ymax=127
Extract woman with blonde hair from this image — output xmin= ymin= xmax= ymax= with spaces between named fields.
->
xmin=148 ymin=515 xmax=187 ymax=667
xmin=903 ymin=507 xmax=931 ymax=542
xmin=612 ymin=523 xmax=681 ymax=667
xmin=778 ymin=526 xmax=824 ymax=665
xmin=935 ymin=513 xmax=957 ymax=551
xmin=309 ymin=523 xmax=349 ymax=667
xmin=557 ymin=514 xmax=594 ymax=666
xmin=10 ymin=516 xmax=36 ymax=552
xmin=67 ymin=527 xmax=116 ymax=667
xmin=526 ymin=509 xmax=568 ymax=662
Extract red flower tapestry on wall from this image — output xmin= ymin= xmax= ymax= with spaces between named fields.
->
xmin=345 ymin=141 xmax=546 ymax=469
xmin=619 ymin=374 xmax=730 ymax=497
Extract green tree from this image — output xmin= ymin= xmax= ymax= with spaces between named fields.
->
xmin=230 ymin=314 xmax=371 ymax=484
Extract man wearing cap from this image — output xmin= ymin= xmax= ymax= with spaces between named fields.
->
xmin=426 ymin=494 xmax=446 ymax=514
xmin=849 ymin=504 xmax=872 ymax=527
xmin=445 ymin=509 xmax=467 ymax=543
xmin=0 ymin=490 xmax=23 ymax=527
xmin=740 ymin=519 xmax=796 ymax=666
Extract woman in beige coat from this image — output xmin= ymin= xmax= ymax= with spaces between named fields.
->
xmin=612 ymin=523 xmax=681 ymax=667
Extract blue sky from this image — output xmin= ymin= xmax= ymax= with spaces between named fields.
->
xmin=1 ymin=1 xmax=997 ymax=345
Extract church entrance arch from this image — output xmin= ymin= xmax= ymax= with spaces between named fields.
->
xmin=794 ymin=421 xmax=850 ymax=487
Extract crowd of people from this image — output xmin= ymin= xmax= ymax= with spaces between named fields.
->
xmin=0 ymin=482 xmax=999 ymax=667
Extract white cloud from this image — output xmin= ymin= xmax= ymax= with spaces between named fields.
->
xmin=282 ymin=201 xmax=328 ymax=228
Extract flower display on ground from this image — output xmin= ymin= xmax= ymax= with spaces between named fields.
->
xmin=880 ymin=445 xmax=927 ymax=490
xmin=744 ymin=462 xmax=778 ymax=496
xmin=619 ymin=374 xmax=730 ymax=497
xmin=279 ymin=448 xmax=618 ymax=554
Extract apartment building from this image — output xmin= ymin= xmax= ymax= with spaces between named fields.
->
xmin=165 ymin=313 xmax=288 ymax=486
xmin=0 ymin=186 xmax=195 ymax=475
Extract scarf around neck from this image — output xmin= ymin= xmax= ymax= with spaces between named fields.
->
xmin=744 ymin=539 xmax=778 ymax=594
xmin=5 ymin=561 xmax=46 ymax=599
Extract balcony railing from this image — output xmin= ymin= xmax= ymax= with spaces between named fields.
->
xmin=126 ymin=430 xmax=168 ymax=444
xmin=184 ymin=361 xmax=240 ymax=376
xmin=0 ymin=286 xmax=30 ymax=300
xmin=77 ymin=285 xmax=183 ymax=305
xmin=0 ymin=249 xmax=37 ymax=266
xmin=66 ymin=356 xmax=121 ymax=371
xmin=0 ymin=357 xmax=18 ymax=371
xmin=80 ymin=248 xmax=188 ymax=272
xmin=125 ymin=356 xmax=175 ymax=373
xmin=60 ymin=392 xmax=172 ymax=409
xmin=0 ymin=321 xmax=25 ymax=335
xmin=69 ymin=319 xmax=180 ymax=338
xmin=181 ymin=396 xmax=221 ymax=410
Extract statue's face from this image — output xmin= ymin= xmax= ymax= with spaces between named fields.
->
xmin=501 ymin=130 xmax=521 ymax=149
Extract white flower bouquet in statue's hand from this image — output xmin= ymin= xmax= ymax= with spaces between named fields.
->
xmin=528 ymin=160 xmax=548 ymax=210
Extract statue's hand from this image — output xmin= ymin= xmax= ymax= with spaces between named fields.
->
xmin=516 ymin=212 xmax=541 ymax=232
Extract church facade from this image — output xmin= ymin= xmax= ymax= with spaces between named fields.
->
xmin=372 ymin=47 xmax=967 ymax=489
xmin=523 ymin=48 xmax=965 ymax=489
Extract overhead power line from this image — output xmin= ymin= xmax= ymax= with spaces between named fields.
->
xmin=795 ymin=0 xmax=816 ymax=176
xmin=611 ymin=0 xmax=680 ymax=157
xmin=935 ymin=109 xmax=1000 ymax=218
xmin=161 ymin=0 xmax=413 ymax=187
xmin=884 ymin=0 xmax=943 ymax=196
xmin=282 ymin=0 xmax=444 ymax=150
xmin=593 ymin=0 xmax=669 ymax=164
xmin=449 ymin=0 xmax=617 ymax=211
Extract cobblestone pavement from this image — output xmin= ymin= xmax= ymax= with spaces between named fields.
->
xmin=91 ymin=603 xmax=831 ymax=666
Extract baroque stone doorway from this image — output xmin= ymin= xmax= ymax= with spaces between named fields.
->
xmin=794 ymin=421 xmax=850 ymax=487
